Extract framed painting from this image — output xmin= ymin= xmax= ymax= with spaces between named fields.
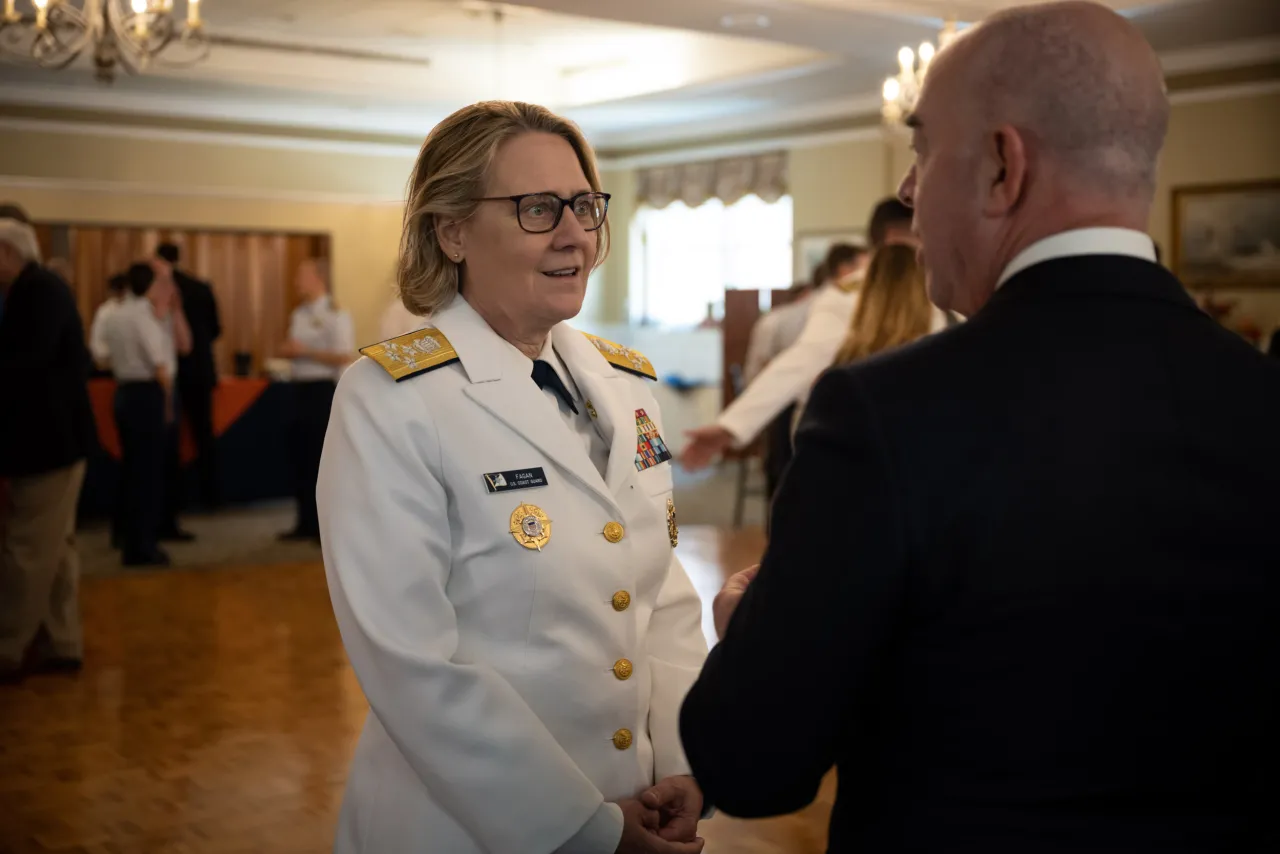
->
xmin=1173 ymin=179 xmax=1280 ymax=289
xmin=793 ymin=229 xmax=866 ymax=282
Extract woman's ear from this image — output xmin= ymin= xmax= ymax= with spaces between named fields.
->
xmin=435 ymin=216 xmax=465 ymax=263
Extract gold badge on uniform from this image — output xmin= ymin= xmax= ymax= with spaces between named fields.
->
xmin=585 ymin=399 xmax=599 ymax=420
xmin=510 ymin=503 xmax=551 ymax=551
xmin=667 ymin=498 xmax=678 ymax=548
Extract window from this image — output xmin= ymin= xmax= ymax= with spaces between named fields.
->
xmin=629 ymin=194 xmax=793 ymax=327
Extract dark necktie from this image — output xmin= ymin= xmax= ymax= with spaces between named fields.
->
xmin=531 ymin=359 xmax=579 ymax=415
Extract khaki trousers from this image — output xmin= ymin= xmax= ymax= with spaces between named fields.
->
xmin=0 ymin=460 xmax=86 ymax=666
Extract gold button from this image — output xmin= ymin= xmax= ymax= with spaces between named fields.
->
xmin=612 ymin=728 xmax=633 ymax=750
xmin=603 ymin=521 xmax=625 ymax=543
xmin=612 ymin=659 xmax=633 ymax=680
xmin=611 ymin=590 xmax=631 ymax=612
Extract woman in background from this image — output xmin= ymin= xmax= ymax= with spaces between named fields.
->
xmin=278 ymin=258 xmax=354 ymax=542
xmin=831 ymin=242 xmax=936 ymax=368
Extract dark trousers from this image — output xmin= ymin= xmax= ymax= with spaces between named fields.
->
xmin=289 ymin=380 xmax=336 ymax=536
xmin=161 ymin=385 xmax=183 ymax=535
xmin=114 ymin=382 xmax=166 ymax=560
xmin=180 ymin=379 xmax=219 ymax=508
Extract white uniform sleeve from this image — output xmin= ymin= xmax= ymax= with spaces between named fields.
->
xmin=318 ymin=360 xmax=623 ymax=854
xmin=646 ymin=549 xmax=708 ymax=782
xmin=716 ymin=288 xmax=857 ymax=446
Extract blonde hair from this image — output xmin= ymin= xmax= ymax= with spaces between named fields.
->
xmin=833 ymin=244 xmax=932 ymax=366
xmin=398 ymin=101 xmax=610 ymax=315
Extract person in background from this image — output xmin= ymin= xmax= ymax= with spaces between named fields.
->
xmin=741 ymin=256 xmax=841 ymax=504
xmin=156 ymin=243 xmax=223 ymax=511
xmin=146 ymin=256 xmax=195 ymax=543
xmin=680 ymin=200 xmax=911 ymax=471
xmin=278 ymin=258 xmax=354 ymax=543
xmin=0 ymin=218 xmax=96 ymax=681
xmin=830 ymin=243 xmax=935 ymax=369
xmin=681 ymin=2 xmax=1280 ymax=850
xmin=89 ymin=273 xmax=129 ymax=373
xmin=104 ymin=261 xmax=180 ymax=568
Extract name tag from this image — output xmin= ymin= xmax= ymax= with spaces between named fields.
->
xmin=484 ymin=467 xmax=549 ymax=494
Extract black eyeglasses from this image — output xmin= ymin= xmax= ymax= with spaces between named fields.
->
xmin=474 ymin=191 xmax=611 ymax=234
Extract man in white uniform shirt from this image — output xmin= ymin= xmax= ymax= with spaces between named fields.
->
xmin=681 ymin=199 xmax=916 ymax=470
xmin=279 ymin=258 xmax=355 ymax=542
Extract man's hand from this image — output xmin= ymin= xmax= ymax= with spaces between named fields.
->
xmin=680 ymin=425 xmax=735 ymax=472
xmin=614 ymin=797 xmax=705 ymax=854
xmin=714 ymin=565 xmax=759 ymax=639
xmin=641 ymin=776 xmax=704 ymax=843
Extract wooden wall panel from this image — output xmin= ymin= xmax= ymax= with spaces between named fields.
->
xmin=33 ymin=222 xmax=329 ymax=378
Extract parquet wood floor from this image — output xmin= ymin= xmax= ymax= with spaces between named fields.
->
xmin=0 ymin=525 xmax=832 ymax=854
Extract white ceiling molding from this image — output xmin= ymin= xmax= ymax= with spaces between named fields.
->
xmin=589 ymin=92 xmax=885 ymax=151
xmin=598 ymin=125 xmax=886 ymax=170
xmin=0 ymin=117 xmax=421 ymax=159
xmin=599 ymin=76 xmax=1280 ymax=169
xmin=0 ymin=174 xmax=407 ymax=207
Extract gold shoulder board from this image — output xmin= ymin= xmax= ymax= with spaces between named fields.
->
xmin=360 ymin=328 xmax=459 ymax=382
xmin=583 ymin=332 xmax=656 ymax=381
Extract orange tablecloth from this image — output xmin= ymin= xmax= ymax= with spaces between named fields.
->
xmin=88 ymin=377 xmax=270 ymax=463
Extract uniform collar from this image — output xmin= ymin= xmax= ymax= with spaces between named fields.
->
xmin=431 ymin=294 xmax=629 ymax=506
xmin=997 ymin=227 xmax=1156 ymax=289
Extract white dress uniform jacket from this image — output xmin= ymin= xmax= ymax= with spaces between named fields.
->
xmin=289 ymin=294 xmax=355 ymax=381
xmin=318 ymin=295 xmax=707 ymax=854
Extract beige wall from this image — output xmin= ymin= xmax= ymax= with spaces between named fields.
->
xmin=0 ymin=127 xmax=414 ymax=347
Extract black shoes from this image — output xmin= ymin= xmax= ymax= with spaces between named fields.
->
xmin=158 ymin=528 xmax=197 ymax=542
xmin=122 ymin=547 xmax=172 ymax=567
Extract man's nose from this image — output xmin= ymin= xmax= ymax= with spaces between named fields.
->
xmin=898 ymin=166 xmax=917 ymax=208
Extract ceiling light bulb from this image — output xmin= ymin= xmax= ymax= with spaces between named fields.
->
xmin=919 ymin=42 xmax=935 ymax=64
xmin=33 ymin=0 xmax=48 ymax=8
xmin=898 ymin=46 xmax=915 ymax=73
xmin=131 ymin=0 xmax=147 ymax=13
xmin=883 ymin=77 xmax=901 ymax=102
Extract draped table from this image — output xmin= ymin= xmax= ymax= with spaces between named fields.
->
xmin=79 ymin=377 xmax=296 ymax=517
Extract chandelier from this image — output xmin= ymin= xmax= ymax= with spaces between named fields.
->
xmin=881 ymin=18 xmax=958 ymax=127
xmin=0 ymin=0 xmax=208 ymax=83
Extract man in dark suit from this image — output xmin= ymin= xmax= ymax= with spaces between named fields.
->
xmin=675 ymin=3 xmax=1280 ymax=852
xmin=0 ymin=218 xmax=96 ymax=681
xmin=156 ymin=243 xmax=222 ymax=511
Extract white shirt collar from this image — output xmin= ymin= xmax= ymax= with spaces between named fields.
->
xmin=997 ymin=227 xmax=1156 ymax=289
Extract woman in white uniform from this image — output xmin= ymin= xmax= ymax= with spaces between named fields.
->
xmin=278 ymin=258 xmax=353 ymax=541
xmin=318 ymin=101 xmax=709 ymax=854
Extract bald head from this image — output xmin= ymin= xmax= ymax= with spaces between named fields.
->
xmin=946 ymin=0 xmax=1169 ymax=198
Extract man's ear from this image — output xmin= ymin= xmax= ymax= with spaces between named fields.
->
xmin=983 ymin=124 xmax=1028 ymax=217
xmin=435 ymin=216 xmax=465 ymax=261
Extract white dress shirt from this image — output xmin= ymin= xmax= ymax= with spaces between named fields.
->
xmin=998 ymin=227 xmax=1157 ymax=289
xmin=102 ymin=294 xmax=171 ymax=382
xmin=289 ymin=294 xmax=355 ymax=381
xmin=89 ymin=297 xmax=122 ymax=367
xmin=717 ymin=275 xmax=862 ymax=446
